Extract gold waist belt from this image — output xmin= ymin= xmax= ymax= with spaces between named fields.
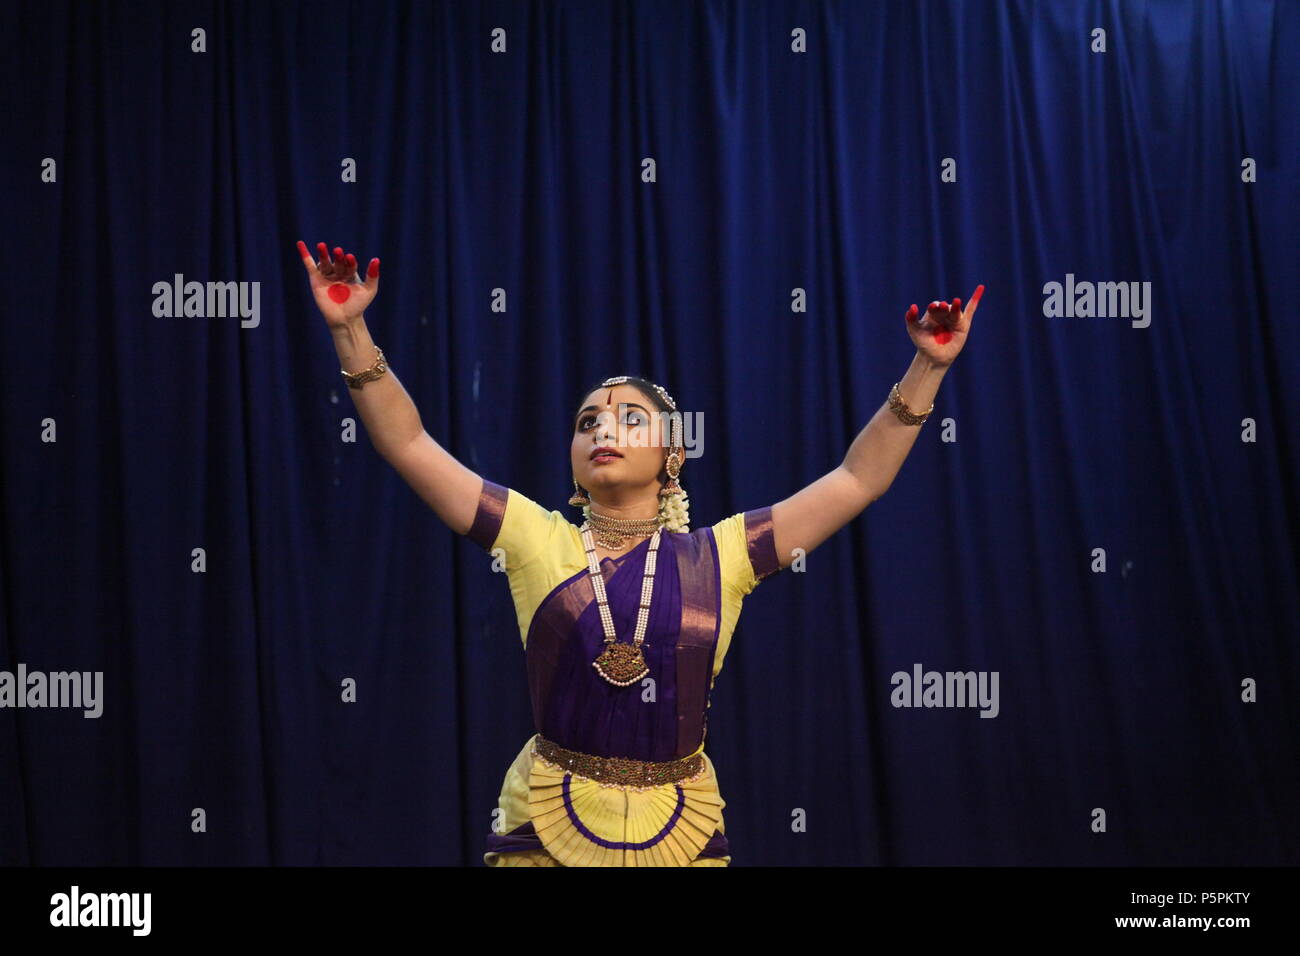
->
xmin=532 ymin=735 xmax=704 ymax=788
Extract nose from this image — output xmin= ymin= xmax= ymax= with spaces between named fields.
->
xmin=593 ymin=410 xmax=616 ymax=443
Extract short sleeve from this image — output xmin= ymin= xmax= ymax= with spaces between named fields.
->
xmin=711 ymin=506 xmax=783 ymax=598
xmin=466 ymin=479 xmax=570 ymax=571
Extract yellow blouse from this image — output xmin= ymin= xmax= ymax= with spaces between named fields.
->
xmin=483 ymin=486 xmax=763 ymax=680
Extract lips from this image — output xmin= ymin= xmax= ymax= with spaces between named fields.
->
xmin=591 ymin=447 xmax=623 ymax=460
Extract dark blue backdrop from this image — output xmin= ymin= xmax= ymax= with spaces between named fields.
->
xmin=1 ymin=0 xmax=1297 ymax=866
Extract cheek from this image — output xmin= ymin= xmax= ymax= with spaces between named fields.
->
xmin=634 ymin=447 xmax=663 ymax=473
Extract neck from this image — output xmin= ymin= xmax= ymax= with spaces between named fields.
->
xmin=589 ymin=497 xmax=660 ymax=522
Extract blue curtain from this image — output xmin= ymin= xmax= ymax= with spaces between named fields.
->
xmin=2 ymin=0 xmax=1296 ymax=866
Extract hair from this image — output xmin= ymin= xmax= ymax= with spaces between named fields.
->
xmin=572 ymin=374 xmax=690 ymax=532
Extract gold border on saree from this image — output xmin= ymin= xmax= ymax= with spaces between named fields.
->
xmin=532 ymin=735 xmax=705 ymax=791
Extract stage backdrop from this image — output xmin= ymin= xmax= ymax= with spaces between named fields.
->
xmin=1 ymin=0 xmax=1297 ymax=866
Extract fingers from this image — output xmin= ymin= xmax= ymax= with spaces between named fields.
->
xmin=911 ymin=287 xmax=983 ymax=342
xmin=333 ymin=247 xmax=355 ymax=282
xmin=950 ymin=285 xmax=983 ymax=332
xmin=296 ymin=240 xmax=315 ymax=273
xmin=315 ymin=242 xmax=335 ymax=277
xmin=365 ymin=257 xmax=380 ymax=292
xmin=926 ymin=300 xmax=951 ymax=330
xmin=308 ymin=241 xmax=368 ymax=282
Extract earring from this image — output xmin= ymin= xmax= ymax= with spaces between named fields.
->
xmin=658 ymin=415 xmax=685 ymax=499
xmin=659 ymin=448 xmax=685 ymax=498
xmin=569 ymin=477 xmax=590 ymax=506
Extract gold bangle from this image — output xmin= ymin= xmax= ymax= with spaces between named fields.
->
xmin=342 ymin=346 xmax=388 ymax=389
xmin=888 ymin=381 xmax=932 ymax=425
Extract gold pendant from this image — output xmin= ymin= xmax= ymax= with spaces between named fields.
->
xmin=592 ymin=642 xmax=649 ymax=687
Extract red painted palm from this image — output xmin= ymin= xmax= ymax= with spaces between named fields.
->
xmin=295 ymin=239 xmax=380 ymax=328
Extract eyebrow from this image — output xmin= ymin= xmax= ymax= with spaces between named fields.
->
xmin=575 ymin=402 xmax=651 ymax=423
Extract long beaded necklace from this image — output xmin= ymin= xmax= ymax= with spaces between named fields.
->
xmin=582 ymin=512 xmax=663 ymax=687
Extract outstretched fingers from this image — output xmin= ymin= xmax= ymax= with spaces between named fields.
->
xmin=296 ymin=239 xmax=316 ymax=273
xmin=957 ymin=284 xmax=984 ymax=330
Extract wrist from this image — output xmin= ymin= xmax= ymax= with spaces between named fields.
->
xmin=330 ymin=313 xmax=367 ymax=340
xmin=331 ymin=315 xmax=374 ymax=370
xmin=913 ymin=349 xmax=951 ymax=375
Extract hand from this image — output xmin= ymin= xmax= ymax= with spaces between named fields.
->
xmin=296 ymin=239 xmax=379 ymax=328
xmin=905 ymin=284 xmax=984 ymax=368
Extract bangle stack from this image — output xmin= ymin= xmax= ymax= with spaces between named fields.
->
xmin=887 ymin=382 xmax=932 ymax=425
xmin=342 ymin=345 xmax=388 ymax=390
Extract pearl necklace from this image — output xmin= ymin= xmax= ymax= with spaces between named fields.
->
xmin=581 ymin=523 xmax=662 ymax=687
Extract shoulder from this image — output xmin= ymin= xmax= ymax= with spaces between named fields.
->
xmin=707 ymin=508 xmax=782 ymax=595
xmin=466 ymin=479 xmax=579 ymax=559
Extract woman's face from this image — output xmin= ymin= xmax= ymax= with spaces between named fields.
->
xmin=570 ymin=384 xmax=670 ymax=500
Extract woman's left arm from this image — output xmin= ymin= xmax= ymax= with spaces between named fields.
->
xmin=768 ymin=285 xmax=985 ymax=568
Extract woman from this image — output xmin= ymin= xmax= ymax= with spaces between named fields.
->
xmin=295 ymin=239 xmax=983 ymax=865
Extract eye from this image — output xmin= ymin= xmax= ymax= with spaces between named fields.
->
xmin=577 ymin=415 xmax=595 ymax=431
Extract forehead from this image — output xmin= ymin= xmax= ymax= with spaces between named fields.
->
xmin=578 ymin=384 xmax=652 ymax=411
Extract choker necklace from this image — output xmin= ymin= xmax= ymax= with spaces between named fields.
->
xmin=582 ymin=524 xmax=662 ymax=686
xmin=585 ymin=508 xmax=661 ymax=550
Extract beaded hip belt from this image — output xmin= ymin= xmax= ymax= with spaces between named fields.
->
xmin=532 ymin=734 xmax=704 ymax=788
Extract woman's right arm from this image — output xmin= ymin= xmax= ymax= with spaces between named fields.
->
xmin=298 ymin=240 xmax=481 ymax=536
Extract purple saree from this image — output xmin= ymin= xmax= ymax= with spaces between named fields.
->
xmin=470 ymin=479 xmax=781 ymax=865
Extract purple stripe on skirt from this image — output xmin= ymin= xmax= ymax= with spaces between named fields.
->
xmin=485 ymin=821 xmax=731 ymax=860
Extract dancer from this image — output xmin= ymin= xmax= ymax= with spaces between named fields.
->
xmin=296 ymin=239 xmax=983 ymax=865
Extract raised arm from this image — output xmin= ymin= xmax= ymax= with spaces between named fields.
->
xmin=296 ymin=239 xmax=482 ymax=536
xmin=768 ymin=286 xmax=984 ymax=568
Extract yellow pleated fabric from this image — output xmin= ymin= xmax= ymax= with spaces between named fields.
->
xmin=494 ymin=847 xmax=728 ymax=867
xmin=485 ymin=734 xmax=731 ymax=867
